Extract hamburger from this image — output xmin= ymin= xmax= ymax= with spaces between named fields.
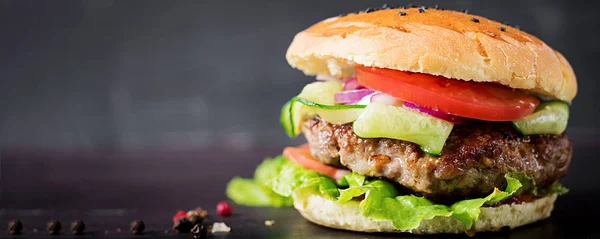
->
xmin=227 ymin=5 xmax=576 ymax=235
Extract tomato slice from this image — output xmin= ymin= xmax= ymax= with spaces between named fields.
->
xmin=355 ymin=66 xmax=540 ymax=121
xmin=283 ymin=145 xmax=349 ymax=181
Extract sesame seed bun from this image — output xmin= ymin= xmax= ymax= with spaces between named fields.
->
xmin=286 ymin=8 xmax=577 ymax=102
xmin=293 ymin=192 xmax=557 ymax=234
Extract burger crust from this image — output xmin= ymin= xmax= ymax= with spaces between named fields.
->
xmin=286 ymin=8 xmax=577 ymax=102
xmin=293 ymin=192 xmax=557 ymax=234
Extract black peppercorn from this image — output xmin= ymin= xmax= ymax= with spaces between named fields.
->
xmin=8 ymin=220 xmax=23 ymax=235
xmin=47 ymin=220 xmax=61 ymax=235
xmin=191 ymin=224 xmax=208 ymax=239
xmin=418 ymin=8 xmax=425 ymax=13
xmin=173 ymin=218 xmax=193 ymax=233
xmin=398 ymin=11 xmax=407 ymax=16
xmin=187 ymin=215 xmax=204 ymax=226
xmin=130 ymin=220 xmax=145 ymax=235
xmin=70 ymin=220 xmax=85 ymax=235
xmin=471 ymin=18 xmax=480 ymax=23
xmin=499 ymin=27 xmax=506 ymax=32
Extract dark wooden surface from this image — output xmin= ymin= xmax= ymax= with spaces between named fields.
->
xmin=1 ymin=143 xmax=599 ymax=238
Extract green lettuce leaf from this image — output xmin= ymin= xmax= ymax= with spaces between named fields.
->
xmin=338 ymin=172 xmax=366 ymax=188
xmin=450 ymin=173 xmax=524 ymax=229
xmin=226 ymin=177 xmax=293 ymax=207
xmin=337 ymin=174 xmax=451 ymax=230
xmin=254 ymin=156 xmax=289 ymax=188
xmin=506 ymin=172 xmax=569 ymax=196
xmin=536 ymin=183 xmax=569 ymax=196
xmin=257 ymin=156 xmax=339 ymax=199
xmin=358 ymin=180 xmax=453 ymax=230
xmin=226 ymin=156 xmax=339 ymax=208
xmin=337 ymin=173 xmax=368 ymax=201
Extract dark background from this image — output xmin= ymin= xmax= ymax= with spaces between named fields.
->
xmin=0 ymin=0 xmax=599 ymax=238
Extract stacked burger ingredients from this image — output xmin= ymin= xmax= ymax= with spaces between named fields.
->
xmin=227 ymin=5 xmax=576 ymax=235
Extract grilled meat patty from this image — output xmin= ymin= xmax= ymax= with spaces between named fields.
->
xmin=302 ymin=117 xmax=572 ymax=202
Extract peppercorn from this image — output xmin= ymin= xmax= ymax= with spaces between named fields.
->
xmin=398 ymin=11 xmax=407 ymax=16
xmin=418 ymin=8 xmax=425 ymax=13
xmin=7 ymin=220 xmax=23 ymax=235
xmin=187 ymin=208 xmax=207 ymax=226
xmin=195 ymin=207 xmax=208 ymax=218
xmin=130 ymin=220 xmax=145 ymax=235
xmin=47 ymin=220 xmax=61 ymax=235
xmin=499 ymin=27 xmax=507 ymax=32
xmin=471 ymin=18 xmax=480 ymax=23
xmin=70 ymin=220 xmax=85 ymax=235
xmin=216 ymin=201 xmax=232 ymax=216
xmin=188 ymin=215 xmax=203 ymax=226
xmin=191 ymin=224 xmax=208 ymax=239
xmin=173 ymin=218 xmax=193 ymax=233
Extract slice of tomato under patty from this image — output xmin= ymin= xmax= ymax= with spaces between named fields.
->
xmin=283 ymin=145 xmax=349 ymax=181
xmin=355 ymin=66 xmax=540 ymax=121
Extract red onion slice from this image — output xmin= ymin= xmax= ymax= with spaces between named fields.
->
xmin=335 ymin=89 xmax=375 ymax=104
xmin=343 ymin=77 xmax=365 ymax=91
xmin=370 ymin=93 xmax=404 ymax=106
xmin=403 ymin=102 xmax=470 ymax=124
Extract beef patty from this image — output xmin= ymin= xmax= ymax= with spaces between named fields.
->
xmin=302 ymin=117 xmax=572 ymax=202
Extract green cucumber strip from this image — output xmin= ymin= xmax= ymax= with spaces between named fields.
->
xmin=352 ymin=103 xmax=454 ymax=155
xmin=280 ymin=101 xmax=295 ymax=138
xmin=292 ymin=97 xmax=367 ymax=110
xmin=512 ymin=101 xmax=569 ymax=135
xmin=280 ymin=81 xmax=346 ymax=137
xmin=280 ymin=97 xmax=367 ymax=138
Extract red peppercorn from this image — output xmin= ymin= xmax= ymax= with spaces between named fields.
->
xmin=216 ymin=201 xmax=232 ymax=216
xmin=173 ymin=210 xmax=187 ymax=223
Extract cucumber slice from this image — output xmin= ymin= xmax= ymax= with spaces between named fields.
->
xmin=512 ymin=101 xmax=569 ymax=135
xmin=297 ymin=81 xmax=343 ymax=105
xmin=289 ymin=80 xmax=344 ymax=136
xmin=352 ymin=103 xmax=454 ymax=156
xmin=288 ymin=98 xmax=309 ymax=137
xmin=280 ymin=100 xmax=295 ymax=137
xmin=280 ymin=80 xmax=364 ymax=137
xmin=280 ymin=97 xmax=366 ymax=137
xmin=295 ymin=97 xmax=366 ymax=124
